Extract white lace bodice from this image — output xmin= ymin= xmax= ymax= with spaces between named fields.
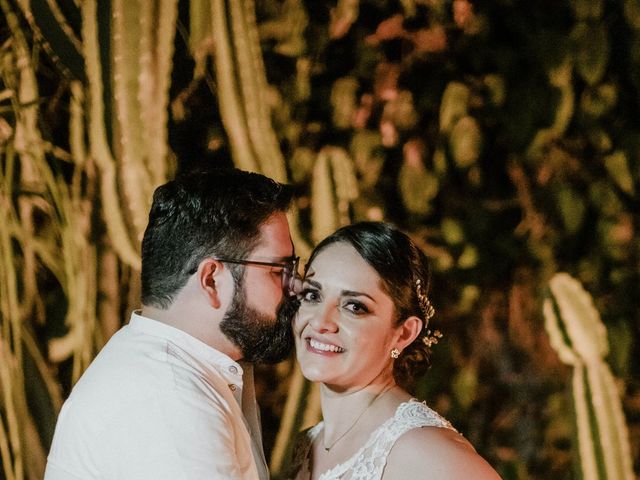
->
xmin=288 ymin=399 xmax=457 ymax=480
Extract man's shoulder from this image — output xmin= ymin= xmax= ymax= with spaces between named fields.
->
xmin=63 ymin=325 xmax=173 ymax=415
xmin=61 ymin=324 xmax=236 ymax=421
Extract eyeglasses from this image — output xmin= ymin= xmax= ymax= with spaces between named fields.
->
xmin=210 ymin=256 xmax=300 ymax=296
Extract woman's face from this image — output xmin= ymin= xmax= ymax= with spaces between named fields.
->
xmin=293 ymin=242 xmax=403 ymax=392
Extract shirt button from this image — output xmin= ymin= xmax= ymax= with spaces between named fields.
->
xmin=229 ymin=366 xmax=238 ymax=374
xmin=228 ymin=384 xmax=237 ymax=392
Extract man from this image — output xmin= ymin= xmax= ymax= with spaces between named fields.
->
xmin=45 ymin=169 xmax=299 ymax=479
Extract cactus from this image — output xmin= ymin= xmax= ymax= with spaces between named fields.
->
xmin=112 ymin=0 xmax=177 ymax=240
xmin=543 ymin=273 xmax=634 ymax=480
xmin=81 ymin=0 xmax=141 ymax=269
xmin=311 ymin=147 xmax=359 ymax=244
xmin=194 ymin=0 xmax=287 ymax=181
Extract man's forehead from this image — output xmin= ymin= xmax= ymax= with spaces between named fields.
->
xmin=253 ymin=212 xmax=294 ymax=258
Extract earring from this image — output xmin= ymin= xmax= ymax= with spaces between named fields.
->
xmin=390 ymin=348 xmax=400 ymax=359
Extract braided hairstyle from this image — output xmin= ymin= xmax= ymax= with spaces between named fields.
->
xmin=307 ymin=222 xmax=438 ymax=391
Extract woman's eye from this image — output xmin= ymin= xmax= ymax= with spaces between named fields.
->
xmin=343 ymin=301 xmax=369 ymax=315
xmin=300 ymin=288 xmax=321 ymax=303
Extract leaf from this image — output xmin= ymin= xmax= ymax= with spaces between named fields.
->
xmin=439 ymin=82 xmax=470 ymax=133
xmin=607 ymin=320 xmax=633 ymax=377
xmin=484 ymin=74 xmax=506 ymax=106
xmin=604 ymin=151 xmax=635 ymax=196
xmin=581 ymin=84 xmax=618 ymax=118
xmin=398 ymin=157 xmax=439 ymax=216
xmin=558 ymin=187 xmax=586 ymax=234
xmin=452 ymin=363 xmax=479 ymax=411
xmin=441 ymin=218 xmax=465 ymax=245
xmin=572 ymin=22 xmax=609 ymax=86
xmin=350 ymin=130 xmax=384 ymax=188
xmin=587 ymin=128 xmax=613 ymax=152
xmin=571 ymin=0 xmax=604 ymax=19
xmin=457 ymin=285 xmax=480 ymax=314
xmin=457 ymin=244 xmax=478 ymax=269
xmin=623 ymin=0 xmax=640 ymax=30
xmin=383 ymin=90 xmax=418 ymax=131
xmin=589 ymin=181 xmax=624 ymax=216
xmin=331 ymin=77 xmax=359 ymax=129
xmin=450 ymin=116 xmax=482 ymax=168
xmin=598 ymin=218 xmax=630 ymax=261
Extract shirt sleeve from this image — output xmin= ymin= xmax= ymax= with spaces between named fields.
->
xmin=44 ymin=462 xmax=96 ymax=480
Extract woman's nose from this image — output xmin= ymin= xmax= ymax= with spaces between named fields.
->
xmin=308 ymin=304 xmax=338 ymax=333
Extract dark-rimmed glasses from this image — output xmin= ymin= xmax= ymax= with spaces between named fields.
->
xmin=199 ymin=256 xmax=300 ymax=296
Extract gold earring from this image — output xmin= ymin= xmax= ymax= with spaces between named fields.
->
xmin=390 ymin=348 xmax=400 ymax=359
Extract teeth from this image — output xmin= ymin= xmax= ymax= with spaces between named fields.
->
xmin=309 ymin=338 xmax=344 ymax=353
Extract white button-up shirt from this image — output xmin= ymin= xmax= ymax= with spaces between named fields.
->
xmin=45 ymin=312 xmax=269 ymax=480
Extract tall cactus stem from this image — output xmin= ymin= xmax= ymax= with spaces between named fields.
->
xmin=82 ymin=0 xmax=141 ymax=269
xmin=543 ymin=273 xmax=634 ymax=480
xmin=233 ymin=0 xmax=287 ymax=181
xmin=211 ymin=0 xmax=259 ymax=172
xmin=112 ymin=0 xmax=154 ymax=241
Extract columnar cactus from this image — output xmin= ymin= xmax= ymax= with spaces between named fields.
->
xmin=543 ymin=273 xmax=634 ymax=480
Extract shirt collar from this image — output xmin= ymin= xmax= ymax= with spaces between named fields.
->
xmin=128 ymin=310 xmax=244 ymax=380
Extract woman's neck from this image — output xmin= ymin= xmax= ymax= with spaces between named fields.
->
xmin=319 ymin=377 xmax=400 ymax=452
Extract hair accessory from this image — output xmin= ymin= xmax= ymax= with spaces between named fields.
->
xmin=423 ymin=329 xmax=443 ymax=348
xmin=390 ymin=348 xmax=400 ymax=359
xmin=415 ymin=279 xmax=435 ymax=321
xmin=416 ymin=279 xmax=441 ymax=348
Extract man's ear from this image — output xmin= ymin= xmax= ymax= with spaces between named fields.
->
xmin=196 ymin=259 xmax=226 ymax=309
xmin=395 ymin=316 xmax=423 ymax=351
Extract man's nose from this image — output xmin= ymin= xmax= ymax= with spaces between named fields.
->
xmin=291 ymin=275 xmax=304 ymax=296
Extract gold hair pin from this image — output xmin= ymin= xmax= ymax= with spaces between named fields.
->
xmin=415 ymin=279 xmax=435 ymax=320
xmin=416 ymin=279 xmax=441 ymax=348
xmin=423 ymin=329 xmax=443 ymax=348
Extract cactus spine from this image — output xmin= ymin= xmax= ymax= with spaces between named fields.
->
xmin=543 ymin=273 xmax=634 ymax=480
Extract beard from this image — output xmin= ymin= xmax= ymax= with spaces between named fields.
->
xmin=220 ymin=281 xmax=298 ymax=364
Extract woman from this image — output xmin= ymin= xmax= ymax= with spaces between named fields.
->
xmin=288 ymin=222 xmax=500 ymax=480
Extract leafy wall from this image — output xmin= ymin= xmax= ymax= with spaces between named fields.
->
xmin=0 ymin=0 xmax=638 ymax=479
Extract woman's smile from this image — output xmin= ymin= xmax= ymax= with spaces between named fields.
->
xmin=306 ymin=337 xmax=345 ymax=354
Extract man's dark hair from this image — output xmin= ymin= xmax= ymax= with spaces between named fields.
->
xmin=141 ymin=169 xmax=293 ymax=308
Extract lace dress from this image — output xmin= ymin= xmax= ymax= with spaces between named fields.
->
xmin=288 ymin=399 xmax=458 ymax=480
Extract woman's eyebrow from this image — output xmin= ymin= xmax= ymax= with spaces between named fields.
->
xmin=303 ymin=278 xmax=322 ymax=289
xmin=341 ymin=290 xmax=376 ymax=303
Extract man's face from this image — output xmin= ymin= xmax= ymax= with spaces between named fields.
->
xmin=219 ymin=212 xmax=297 ymax=363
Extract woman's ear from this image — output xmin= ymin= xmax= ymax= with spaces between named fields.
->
xmin=395 ymin=316 xmax=423 ymax=351
xmin=197 ymin=259 xmax=225 ymax=309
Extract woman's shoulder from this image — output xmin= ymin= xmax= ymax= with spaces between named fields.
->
xmin=384 ymin=425 xmax=501 ymax=479
xmin=391 ymin=399 xmax=457 ymax=431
